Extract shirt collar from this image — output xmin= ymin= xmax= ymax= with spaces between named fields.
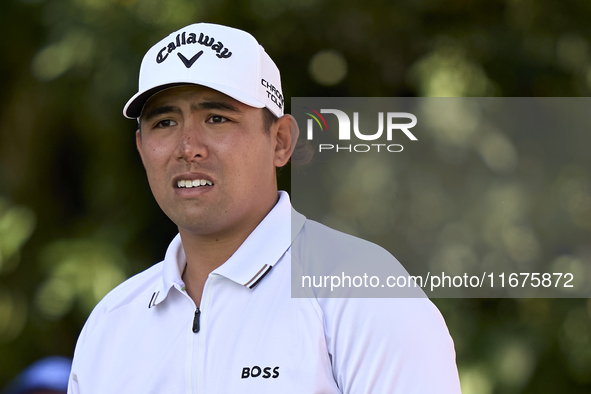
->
xmin=213 ymin=190 xmax=304 ymax=287
xmin=149 ymin=191 xmax=306 ymax=308
xmin=149 ymin=234 xmax=185 ymax=308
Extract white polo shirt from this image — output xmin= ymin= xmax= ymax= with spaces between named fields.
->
xmin=68 ymin=191 xmax=461 ymax=393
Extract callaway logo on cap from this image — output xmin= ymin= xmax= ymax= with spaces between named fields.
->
xmin=123 ymin=23 xmax=284 ymax=119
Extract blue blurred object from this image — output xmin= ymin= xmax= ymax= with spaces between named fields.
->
xmin=1 ymin=356 xmax=72 ymax=394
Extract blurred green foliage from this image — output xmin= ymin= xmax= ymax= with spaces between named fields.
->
xmin=0 ymin=0 xmax=590 ymax=392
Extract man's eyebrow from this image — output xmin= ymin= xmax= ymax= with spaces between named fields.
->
xmin=193 ymin=101 xmax=241 ymax=112
xmin=143 ymin=105 xmax=182 ymax=121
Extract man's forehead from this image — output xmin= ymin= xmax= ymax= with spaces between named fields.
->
xmin=144 ymin=85 xmax=236 ymax=106
xmin=141 ymin=84 xmax=245 ymax=116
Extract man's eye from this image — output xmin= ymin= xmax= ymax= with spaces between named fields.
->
xmin=155 ymin=119 xmax=177 ymax=128
xmin=206 ymin=115 xmax=228 ymax=124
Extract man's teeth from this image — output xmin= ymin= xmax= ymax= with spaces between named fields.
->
xmin=178 ymin=179 xmax=213 ymax=188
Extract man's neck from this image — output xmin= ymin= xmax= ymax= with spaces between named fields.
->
xmin=179 ymin=192 xmax=280 ymax=305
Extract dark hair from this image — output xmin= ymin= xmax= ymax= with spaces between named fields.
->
xmin=262 ymin=107 xmax=314 ymax=166
xmin=262 ymin=107 xmax=278 ymax=134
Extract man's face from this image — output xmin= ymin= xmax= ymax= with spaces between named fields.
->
xmin=136 ymin=85 xmax=288 ymax=238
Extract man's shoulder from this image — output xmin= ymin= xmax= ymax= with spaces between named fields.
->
xmin=293 ymin=218 xmax=392 ymax=257
xmin=289 ymin=218 xmax=460 ymax=392
xmin=290 ymin=215 xmax=424 ymax=297
xmin=291 ymin=217 xmax=401 ymax=274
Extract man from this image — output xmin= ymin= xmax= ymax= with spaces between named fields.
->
xmin=68 ymin=23 xmax=461 ymax=393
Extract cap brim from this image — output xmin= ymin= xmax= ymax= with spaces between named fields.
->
xmin=123 ymin=81 xmax=267 ymax=119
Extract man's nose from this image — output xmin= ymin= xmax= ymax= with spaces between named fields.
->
xmin=175 ymin=121 xmax=208 ymax=162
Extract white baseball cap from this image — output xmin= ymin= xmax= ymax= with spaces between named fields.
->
xmin=123 ymin=23 xmax=284 ymax=119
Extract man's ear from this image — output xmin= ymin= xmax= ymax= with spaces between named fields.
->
xmin=135 ymin=129 xmax=146 ymax=167
xmin=273 ymin=114 xmax=299 ymax=167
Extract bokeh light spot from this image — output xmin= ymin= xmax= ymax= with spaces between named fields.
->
xmin=309 ymin=50 xmax=348 ymax=86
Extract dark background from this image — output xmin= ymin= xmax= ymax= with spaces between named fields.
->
xmin=1 ymin=0 xmax=590 ymax=392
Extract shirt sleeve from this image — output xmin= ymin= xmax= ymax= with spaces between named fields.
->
xmin=68 ymin=316 xmax=91 ymax=394
xmin=67 ymin=297 xmax=105 ymax=394
xmin=67 ymin=371 xmax=80 ymax=394
xmin=318 ymin=297 xmax=462 ymax=394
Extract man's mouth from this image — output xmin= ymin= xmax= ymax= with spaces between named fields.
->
xmin=177 ymin=179 xmax=214 ymax=188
